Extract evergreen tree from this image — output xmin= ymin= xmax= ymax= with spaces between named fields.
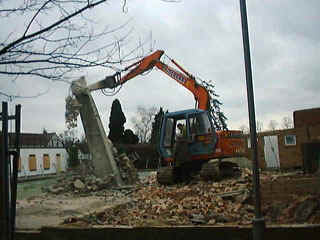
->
xmin=150 ymin=107 xmax=165 ymax=144
xmin=122 ymin=129 xmax=139 ymax=144
xmin=200 ymin=80 xmax=228 ymax=130
xmin=68 ymin=144 xmax=80 ymax=167
xmin=108 ymin=99 xmax=126 ymax=143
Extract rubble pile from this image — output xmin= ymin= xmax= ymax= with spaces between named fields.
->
xmin=113 ymin=147 xmax=139 ymax=185
xmin=62 ymin=168 xmax=320 ymax=227
xmin=263 ymin=194 xmax=320 ymax=224
xmin=43 ymin=148 xmax=139 ymax=195
xmin=43 ymin=171 xmax=116 ymax=195
xmin=65 ymin=168 xmax=256 ymax=226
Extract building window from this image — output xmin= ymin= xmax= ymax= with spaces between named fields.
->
xmin=43 ymin=154 xmax=50 ymax=170
xmin=56 ymin=154 xmax=62 ymax=172
xmin=284 ymin=135 xmax=296 ymax=146
xmin=28 ymin=154 xmax=37 ymax=171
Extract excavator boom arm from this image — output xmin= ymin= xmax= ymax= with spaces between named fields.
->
xmin=87 ymin=50 xmax=164 ymax=91
xmin=154 ymin=61 xmax=209 ymax=110
xmin=119 ymin=50 xmax=164 ymax=85
xmin=88 ymin=50 xmax=210 ymax=110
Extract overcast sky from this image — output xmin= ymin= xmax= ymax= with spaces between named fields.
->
xmin=1 ymin=0 xmax=319 ymax=136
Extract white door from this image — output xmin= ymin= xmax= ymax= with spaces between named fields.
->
xmin=264 ymin=135 xmax=280 ymax=168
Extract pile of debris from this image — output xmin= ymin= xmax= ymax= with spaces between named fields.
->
xmin=263 ymin=194 xmax=320 ymax=224
xmin=62 ymin=168 xmax=320 ymax=226
xmin=42 ymin=172 xmax=115 ymax=195
xmin=64 ymin=169 xmax=256 ymax=226
xmin=113 ymin=146 xmax=139 ymax=185
xmin=43 ymin=148 xmax=139 ymax=195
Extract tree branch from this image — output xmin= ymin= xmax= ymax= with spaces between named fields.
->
xmin=0 ymin=0 xmax=107 ymax=56
xmin=23 ymin=0 xmax=52 ymax=37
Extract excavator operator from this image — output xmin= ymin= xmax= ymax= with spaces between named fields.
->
xmin=177 ymin=123 xmax=187 ymax=139
xmin=174 ymin=123 xmax=193 ymax=182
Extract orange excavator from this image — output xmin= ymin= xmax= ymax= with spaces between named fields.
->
xmin=88 ymin=50 xmax=245 ymax=184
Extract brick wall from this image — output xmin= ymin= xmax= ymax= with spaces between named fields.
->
xmin=277 ymin=132 xmax=301 ymax=168
xmin=294 ymin=108 xmax=320 ymax=128
xmin=246 ymin=129 xmax=303 ymax=169
xmin=260 ymin=175 xmax=320 ymax=204
xmin=245 ymin=125 xmax=320 ymax=170
xmin=306 ymin=124 xmax=320 ymax=141
xmin=244 ymin=107 xmax=320 ymax=170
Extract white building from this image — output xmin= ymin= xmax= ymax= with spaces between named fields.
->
xmin=8 ymin=132 xmax=68 ymax=178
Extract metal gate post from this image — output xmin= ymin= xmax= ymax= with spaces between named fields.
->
xmin=0 ymin=102 xmax=11 ymax=240
xmin=0 ymin=102 xmax=21 ymax=240
xmin=239 ymin=1 xmax=266 ymax=239
xmin=10 ymin=104 xmax=21 ymax=240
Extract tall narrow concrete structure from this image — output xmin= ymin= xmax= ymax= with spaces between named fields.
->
xmin=71 ymin=77 xmax=123 ymax=186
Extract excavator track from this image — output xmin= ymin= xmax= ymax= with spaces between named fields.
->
xmin=200 ymin=159 xmax=241 ymax=181
xmin=157 ymin=166 xmax=175 ymax=185
xmin=200 ymin=160 xmax=221 ymax=181
xmin=157 ymin=160 xmax=241 ymax=184
xmin=219 ymin=161 xmax=241 ymax=178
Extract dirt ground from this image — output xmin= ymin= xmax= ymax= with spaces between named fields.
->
xmin=15 ymin=170 xmax=149 ymax=230
xmin=15 ymin=166 xmax=320 ymax=229
xmin=16 ymin=192 xmax=132 ymax=230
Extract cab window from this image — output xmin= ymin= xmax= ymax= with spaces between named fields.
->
xmin=163 ymin=118 xmax=174 ymax=147
xmin=189 ymin=113 xmax=212 ymax=135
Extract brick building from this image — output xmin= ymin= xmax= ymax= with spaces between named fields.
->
xmin=245 ymin=108 xmax=320 ymax=170
xmin=294 ymin=107 xmax=320 ymax=128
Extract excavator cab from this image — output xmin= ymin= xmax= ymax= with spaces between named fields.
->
xmin=159 ymin=109 xmax=218 ymax=166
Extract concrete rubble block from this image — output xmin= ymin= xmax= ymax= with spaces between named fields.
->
xmin=190 ymin=214 xmax=207 ymax=224
xmin=116 ymin=152 xmax=139 ymax=185
xmin=235 ymin=190 xmax=252 ymax=204
xmin=95 ymin=178 xmax=103 ymax=185
xmin=48 ymin=186 xmax=65 ymax=194
xmin=73 ymin=179 xmax=85 ymax=190
xmin=112 ymin=147 xmax=118 ymax=155
xmin=295 ymin=198 xmax=319 ymax=223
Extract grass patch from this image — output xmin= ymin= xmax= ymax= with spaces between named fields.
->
xmin=17 ymin=178 xmax=57 ymax=200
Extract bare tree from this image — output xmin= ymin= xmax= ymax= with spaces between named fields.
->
xmin=239 ymin=124 xmax=249 ymax=134
xmin=57 ymin=129 xmax=80 ymax=167
xmin=131 ymin=106 xmax=157 ymax=143
xmin=268 ymin=120 xmax=278 ymax=131
xmin=0 ymin=0 xmax=175 ymax=85
xmin=239 ymin=121 xmax=263 ymax=133
xmin=57 ymin=129 xmax=78 ymax=150
xmin=282 ymin=116 xmax=294 ymax=129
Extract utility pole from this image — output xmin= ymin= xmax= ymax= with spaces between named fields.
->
xmin=239 ymin=1 xmax=266 ymax=239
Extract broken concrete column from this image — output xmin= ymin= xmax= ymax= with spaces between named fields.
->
xmin=71 ymin=77 xmax=123 ymax=186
